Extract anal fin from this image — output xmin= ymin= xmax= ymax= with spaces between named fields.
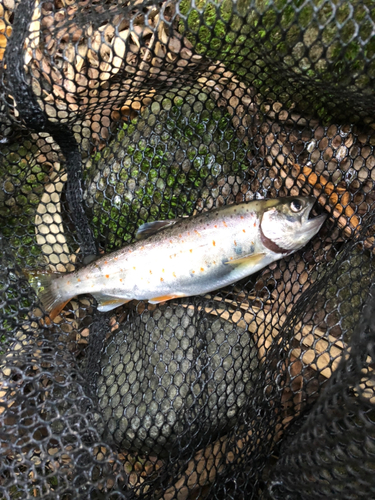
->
xmin=224 ymin=252 xmax=266 ymax=268
xmin=92 ymin=292 xmax=131 ymax=312
xmin=148 ymin=293 xmax=186 ymax=304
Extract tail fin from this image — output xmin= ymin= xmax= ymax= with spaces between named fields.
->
xmin=29 ymin=271 xmax=70 ymax=321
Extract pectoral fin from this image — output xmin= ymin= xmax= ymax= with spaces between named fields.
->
xmin=92 ymin=292 xmax=131 ymax=312
xmin=224 ymin=252 xmax=266 ymax=268
xmin=136 ymin=219 xmax=178 ymax=240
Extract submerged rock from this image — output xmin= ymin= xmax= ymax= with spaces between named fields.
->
xmin=97 ymin=302 xmax=259 ymax=457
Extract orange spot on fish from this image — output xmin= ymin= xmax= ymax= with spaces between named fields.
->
xmin=192 ymin=270 xmax=195 ymax=274
xmin=213 ymin=240 xmax=216 ymax=246
xmin=149 ymin=270 xmax=152 ymax=274
xmin=241 ymin=216 xmax=244 ymax=219
xmin=104 ymin=261 xmax=108 ymax=264
xmin=160 ymin=277 xmax=164 ymax=282
xmin=141 ymin=246 xmax=145 ymax=251
xmin=230 ymin=257 xmax=233 ymax=260
xmin=213 ymin=261 xmax=216 ymax=264
xmin=223 ymin=221 xmax=227 ymax=227
xmin=234 ymin=240 xmax=237 ymax=246
xmin=194 ymin=230 xmax=201 ymax=237
xmin=162 ymin=269 xmax=165 ymax=273
xmin=214 ymin=225 xmax=217 ymax=228
xmin=105 ymin=274 xmax=109 ymax=278
xmin=170 ymin=240 xmax=173 ymax=243
xmin=179 ymin=234 xmax=182 ymax=238
xmin=200 ymin=267 xmax=204 ymax=272
xmin=243 ymin=229 xmax=246 ymax=233
xmin=67 ymin=281 xmax=70 ymax=285
xmin=190 ymin=249 xmax=193 ymax=253
xmin=119 ymin=278 xmax=122 ymax=282
xmin=133 ymin=267 xmax=136 ymax=270
xmin=170 ymin=255 xmax=172 ymax=259
xmin=114 ymin=257 xmax=118 ymax=260
xmin=77 ymin=279 xmax=81 ymax=282
xmin=254 ymin=222 xmax=256 ymax=227
xmin=174 ymin=254 xmax=177 ymax=257
xmin=188 ymin=232 xmax=190 ymax=236
xmin=173 ymin=272 xmax=176 ymax=278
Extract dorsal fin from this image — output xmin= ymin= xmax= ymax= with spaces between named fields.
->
xmin=135 ymin=219 xmax=178 ymax=240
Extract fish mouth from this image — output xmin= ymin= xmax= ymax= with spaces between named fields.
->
xmin=307 ymin=199 xmax=326 ymax=219
xmin=303 ymin=200 xmax=327 ymax=234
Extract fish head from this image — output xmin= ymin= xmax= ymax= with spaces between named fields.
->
xmin=260 ymin=197 xmax=327 ymax=254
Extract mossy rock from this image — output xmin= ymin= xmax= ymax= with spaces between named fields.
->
xmin=177 ymin=0 xmax=375 ymax=122
xmin=0 ymin=138 xmax=47 ymax=268
xmin=297 ymin=244 xmax=375 ymax=345
xmin=0 ymin=242 xmax=36 ymax=349
xmin=83 ymin=85 xmax=250 ymax=251
xmin=97 ymin=304 xmax=259 ymax=457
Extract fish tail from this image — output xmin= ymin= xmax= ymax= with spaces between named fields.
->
xmin=28 ymin=271 xmax=70 ymax=321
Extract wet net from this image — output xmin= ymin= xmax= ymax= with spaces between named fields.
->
xmin=1 ymin=0 xmax=375 ymax=498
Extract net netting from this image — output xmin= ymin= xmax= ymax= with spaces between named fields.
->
xmin=0 ymin=0 xmax=374 ymax=498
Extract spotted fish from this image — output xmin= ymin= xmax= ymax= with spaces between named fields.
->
xmin=30 ymin=197 xmax=326 ymax=320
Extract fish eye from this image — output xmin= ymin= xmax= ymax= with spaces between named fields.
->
xmin=290 ymin=199 xmax=304 ymax=213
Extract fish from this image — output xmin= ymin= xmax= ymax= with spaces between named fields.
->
xmin=30 ymin=196 xmax=326 ymax=320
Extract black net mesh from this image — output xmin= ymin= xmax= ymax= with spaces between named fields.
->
xmin=0 ymin=0 xmax=375 ymax=498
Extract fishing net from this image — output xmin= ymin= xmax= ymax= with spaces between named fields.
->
xmin=1 ymin=0 xmax=374 ymax=498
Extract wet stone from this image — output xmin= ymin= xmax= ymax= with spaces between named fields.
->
xmin=97 ymin=303 xmax=259 ymax=456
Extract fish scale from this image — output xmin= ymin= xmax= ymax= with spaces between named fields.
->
xmin=30 ymin=197 xmax=326 ymax=319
